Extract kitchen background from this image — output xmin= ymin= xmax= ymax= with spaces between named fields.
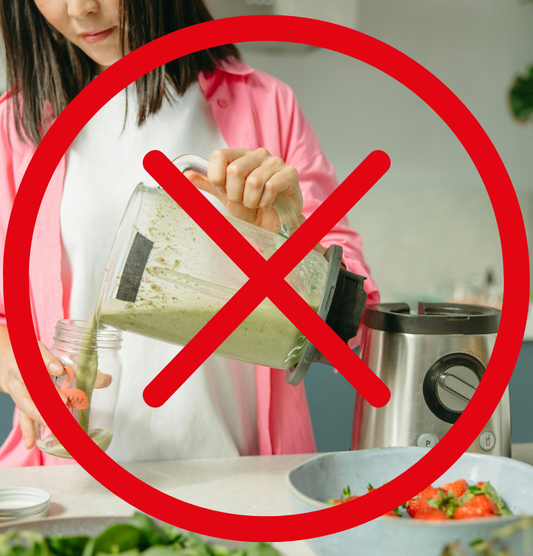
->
xmin=0 ymin=0 xmax=532 ymax=454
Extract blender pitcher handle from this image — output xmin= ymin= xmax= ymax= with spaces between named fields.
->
xmin=172 ymin=154 xmax=300 ymax=237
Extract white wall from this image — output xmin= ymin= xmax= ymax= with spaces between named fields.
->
xmin=239 ymin=0 xmax=533 ymax=301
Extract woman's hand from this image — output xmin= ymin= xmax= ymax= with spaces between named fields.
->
xmin=185 ymin=148 xmax=305 ymax=234
xmin=0 ymin=332 xmax=111 ymax=450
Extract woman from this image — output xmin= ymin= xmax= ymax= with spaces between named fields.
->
xmin=0 ymin=0 xmax=379 ymax=466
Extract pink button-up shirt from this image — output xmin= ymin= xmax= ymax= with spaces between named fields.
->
xmin=0 ymin=59 xmax=379 ymax=467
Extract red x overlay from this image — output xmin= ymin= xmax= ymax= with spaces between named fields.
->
xmin=142 ymin=149 xmax=391 ymax=409
xmin=3 ymin=15 xmax=528 ymax=542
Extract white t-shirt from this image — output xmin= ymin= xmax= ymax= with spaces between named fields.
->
xmin=60 ymin=83 xmax=258 ymax=463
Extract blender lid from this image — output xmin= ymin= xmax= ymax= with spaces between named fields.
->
xmin=363 ymin=302 xmax=500 ymax=335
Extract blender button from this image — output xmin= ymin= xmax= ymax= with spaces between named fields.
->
xmin=480 ymin=430 xmax=496 ymax=451
xmin=416 ymin=433 xmax=438 ymax=448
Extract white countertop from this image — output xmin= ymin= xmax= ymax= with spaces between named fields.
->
xmin=2 ymin=445 xmax=533 ymax=555
xmin=0 ymin=453 xmax=317 ymax=556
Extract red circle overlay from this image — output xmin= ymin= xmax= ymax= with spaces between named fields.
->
xmin=3 ymin=16 xmax=529 ymax=541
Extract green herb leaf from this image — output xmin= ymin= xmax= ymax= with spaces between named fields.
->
xmin=440 ymin=541 xmax=470 ymax=556
xmin=127 ymin=514 xmax=175 ymax=548
xmin=510 ymin=65 xmax=533 ymax=123
xmin=244 ymin=543 xmax=280 ymax=556
xmin=209 ymin=547 xmax=232 ymax=556
xmin=0 ymin=531 xmax=52 ymax=556
xmin=444 ymin=494 xmax=461 ymax=519
xmin=478 ymin=482 xmax=513 ymax=516
xmin=95 ymin=550 xmax=140 ymax=556
xmin=82 ymin=525 xmax=142 ymax=556
xmin=46 ymin=536 xmax=90 ymax=556
xmin=137 ymin=547 xmax=177 ymax=556
xmin=0 ymin=515 xmax=281 ymax=556
xmin=183 ymin=534 xmax=213 ymax=556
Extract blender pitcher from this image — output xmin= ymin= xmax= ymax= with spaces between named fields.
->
xmin=95 ymin=154 xmax=367 ymax=385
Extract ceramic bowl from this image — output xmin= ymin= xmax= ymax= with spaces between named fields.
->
xmin=286 ymin=447 xmax=533 ymax=556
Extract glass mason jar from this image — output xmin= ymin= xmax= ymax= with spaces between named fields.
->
xmin=36 ymin=319 xmax=122 ymax=459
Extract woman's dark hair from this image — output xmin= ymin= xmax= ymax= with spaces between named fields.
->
xmin=0 ymin=0 xmax=241 ymax=145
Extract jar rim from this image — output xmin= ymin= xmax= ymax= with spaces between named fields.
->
xmin=56 ymin=319 xmax=122 ymax=340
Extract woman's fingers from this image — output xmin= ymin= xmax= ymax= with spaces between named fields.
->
xmin=2 ymin=341 xmax=87 ymax=451
xmin=19 ymin=411 xmax=38 ymax=449
xmin=10 ymin=368 xmax=73 ymax=450
xmin=186 ymin=169 xmax=259 ymax=225
xmin=214 ymin=149 xmax=302 ymax=214
xmin=68 ymin=368 xmax=112 ymax=390
xmin=207 ymin=148 xmax=252 ymax=193
xmin=9 ymin=377 xmax=48 ymax=428
xmin=224 ymin=149 xmax=272 ymax=203
xmin=94 ymin=371 xmax=112 ymax=389
xmin=241 ymin=160 xmax=302 ymax=213
xmin=10 ymin=376 xmax=69 ymax=422
xmin=241 ymin=157 xmax=285 ymax=210
xmin=10 ymin=342 xmax=64 ymax=386
xmin=38 ymin=341 xmax=64 ymax=377
xmin=194 ymin=147 xmax=305 ymax=234
xmin=260 ymin=165 xmax=302 ymax=213
xmin=184 ymin=172 xmax=227 ymax=204
xmin=61 ymin=361 xmax=112 ymax=389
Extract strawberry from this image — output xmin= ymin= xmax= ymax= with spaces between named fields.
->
xmin=383 ymin=510 xmax=400 ymax=518
xmin=406 ymin=496 xmax=420 ymax=518
xmin=453 ymin=495 xmax=497 ymax=519
xmin=419 ymin=486 xmax=442 ymax=510
xmin=333 ymin=497 xmax=355 ymax=504
xmin=329 ymin=486 xmax=357 ymax=505
xmin=413 ymin=507 xmax=450 ymax=520
xmin=405 ymin=486 xmax=441 ymax=517
xmin=440 ymin=479 xmax=469 ymax=498
xmin=461 ymin=481 xmax=512 ymax=516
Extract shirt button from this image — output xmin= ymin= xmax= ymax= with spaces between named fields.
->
xmin=218 ymin=98 xmax=228 ymax=108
